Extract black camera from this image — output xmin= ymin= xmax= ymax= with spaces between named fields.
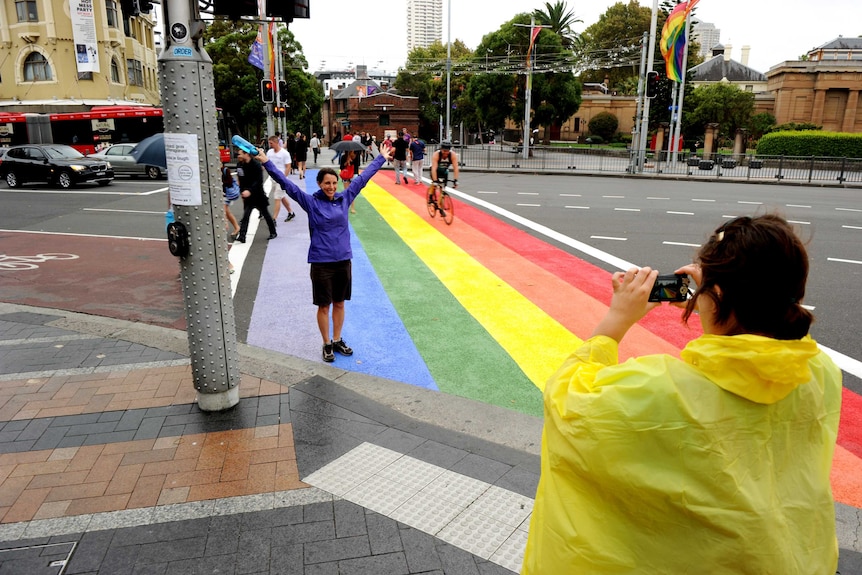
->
xmin=649 ymin=274 xmax=690 ymax=302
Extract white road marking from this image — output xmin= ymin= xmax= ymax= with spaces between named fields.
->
xmin=0 ymin=229 xmax=164 ymax=241
xmin=738 ymin=201 xmax=762 ymax=205
xmin=828 ymin=257 xmax=862 ymax=265
xmin=477 ymin=191 xmax=497 ymax=194
xmin=842 ymin=225 xmax=862 ymax=230
xmin=83 ymin=208 xmax=165 ymax=215
xmin=591 ymin=235 xmax=627 ymax=241
xmin=836 ymin=207 xmax=862 ymax=212
xmin=517 ymin=192 xmax=539 ymax=195
xmin=647 ymin=196 xmax=670 ymax=200
xmin=691 ymin=198 xmax=715 ymax=202
xmin=663 ymin=241 xmax=701 ymax=247
xmin=516 ymin=203 xmax=541 ymax=207
xmin=667 ymin=211 xmax=694 ymax=215
xmin=0 ymin=189 xmax=160 ymax=196
xmin=559 ymin=193 xmax=581 ymax=197
xmin=602 ymin=195 xmax=625 ymax=198
xmin=564 ymin=205 xmax=589 ymax=209
xmin=614 ymin=207 xmax=640 ymax=212
xmin=786 ymin=204 xmax=811 ymax=208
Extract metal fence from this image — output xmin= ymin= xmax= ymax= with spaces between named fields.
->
xmin=436 ymin=144 xmax=862 ymax=187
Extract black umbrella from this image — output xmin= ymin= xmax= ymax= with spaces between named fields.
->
xmin=329 ymin=140 xmax=367 ymax=153
xmin=130 ymin=133 xmax=166 ymax=169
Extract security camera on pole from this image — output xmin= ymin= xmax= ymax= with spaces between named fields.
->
xmin=159 ymin=0 xmax=240 ymax=411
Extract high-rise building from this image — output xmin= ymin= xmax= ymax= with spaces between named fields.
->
xmin=406 ymin=0 xmax=443 ymax=53
xmin=692 ymin=21 xmax=721 ymax=58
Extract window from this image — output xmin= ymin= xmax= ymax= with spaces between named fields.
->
xmin=126 ymin=59 xmax=143 ymax=86
xmin=378 ymin=114 xmax=390 ymax=126
xmin=106 ymin=1 xmax=119 ymax=28
xmin=24 ymin=52 xmax=52 ymax=81
xmin=78 ymin=72 xmax=94 ymax=81
xmin=111 ymin=59 xmax=121 ymax=83
xmin=15 ymin=0 xmax=38 ymax=22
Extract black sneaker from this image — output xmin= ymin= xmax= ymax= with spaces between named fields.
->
xmin=332 ymin=339 xmax=353 ymax=356
xmin=286 ymin=212 xmax=296 ymax=222
xmin=322 ymin=343 xmax=335 ymax=362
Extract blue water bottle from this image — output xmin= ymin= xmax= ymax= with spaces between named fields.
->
xmin=231 ymin=135 xmax=259 ymax=155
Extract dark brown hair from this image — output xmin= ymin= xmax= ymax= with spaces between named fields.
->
xmin=683 ymin=214 xmax=813 ymax=340
xmin=317 ymin=167 xmax=337 ymax=184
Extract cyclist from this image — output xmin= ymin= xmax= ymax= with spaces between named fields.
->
xmin=429 ymin=140 xmax=459 ymax=202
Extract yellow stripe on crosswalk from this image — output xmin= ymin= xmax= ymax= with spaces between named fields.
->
xmin=361 ymin=182 xmax=581 ymax=391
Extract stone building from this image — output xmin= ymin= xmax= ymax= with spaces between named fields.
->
xmin=0 ymin=0 xmax=160 ymax=111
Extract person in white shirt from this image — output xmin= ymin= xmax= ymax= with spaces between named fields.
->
xmin=266 ymin=135 xmax=296 ymax=222
xmin=309 ymin=133 xmax=321 ymax=164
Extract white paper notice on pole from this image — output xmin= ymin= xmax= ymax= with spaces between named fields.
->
xmin=165 ymin=133 xmax=202 ymax=206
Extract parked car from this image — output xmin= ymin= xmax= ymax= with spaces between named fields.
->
xmin=88 ymin=143 xmax=162 ymax=179
xmin=0 ymin=144 xmax=113 ymax=188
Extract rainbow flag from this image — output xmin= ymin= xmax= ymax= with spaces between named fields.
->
xmin=660 ymin=0 xmax=699 ymax=83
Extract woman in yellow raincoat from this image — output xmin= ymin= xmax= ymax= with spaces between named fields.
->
xmin=523 ymin=214 xmax=842 ymax=574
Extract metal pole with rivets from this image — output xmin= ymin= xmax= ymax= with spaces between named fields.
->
xmin=160 ymin=0 xmax=240 ymax=411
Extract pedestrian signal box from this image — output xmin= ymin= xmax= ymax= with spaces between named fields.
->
xmin=646 ymin=71 xmax=660 ymax=98
xmin=261 ymin=80 xmax=274 ymax=103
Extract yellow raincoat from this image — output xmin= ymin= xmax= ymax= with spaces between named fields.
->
xmin=522 ymin=334 xmax=842 ymax=574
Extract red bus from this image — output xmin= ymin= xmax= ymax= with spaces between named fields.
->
xmin=0 ymin=106 xmax=234 ymax=163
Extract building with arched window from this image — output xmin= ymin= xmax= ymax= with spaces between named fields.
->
xmin=0 ymin=0 xmax=160 ymax=112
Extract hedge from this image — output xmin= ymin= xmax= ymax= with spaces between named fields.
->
xmin=756 ymin=131 xmax=862 ymax=158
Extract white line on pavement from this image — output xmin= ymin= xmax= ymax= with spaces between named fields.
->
xmin=663 ymin=241 xmax=701 ymax=247
xmin=591 ymin=235 xmax=627 ymax=241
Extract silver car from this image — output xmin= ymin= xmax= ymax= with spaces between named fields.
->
xmin=88 ymin=143 xmax=162 ymax=179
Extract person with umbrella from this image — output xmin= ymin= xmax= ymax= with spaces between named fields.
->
xmin=235 ymin=147 xmax=277 ymax=243
xmin=253 ymin=141 xmax=394 ymax=362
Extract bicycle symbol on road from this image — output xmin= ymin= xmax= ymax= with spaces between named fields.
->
xmin=0 ymin=253 xmax=80 ymax=271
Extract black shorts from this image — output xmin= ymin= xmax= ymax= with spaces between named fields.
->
xmin=310 ymin=260 xmax=352 ymax=306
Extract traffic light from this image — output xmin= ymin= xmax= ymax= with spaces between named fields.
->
xmin=261 ymin=79 xmax=274 ymax=103
xmin=278 ymin=81 xmax=288 ymax=102
xmin=120 ymin=0 xmax=139 ymax=17
xmin=135 ymin=0 xmax=154 ymax=13
xmin=266 ymin=0 xmax=311 ymax=22
xmin=646 ymin=71 xmax=660 ymax=99
xmin=212 ymin=0 xmax=259 ymax=20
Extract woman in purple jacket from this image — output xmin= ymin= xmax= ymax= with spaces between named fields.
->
xmin=254 ymin=143 xmax=393 ymax=362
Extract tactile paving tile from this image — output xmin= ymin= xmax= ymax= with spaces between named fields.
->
xmin=302 ymin=442 xmax=402 ymax=496
xmin=437 ymin=508 xmax=513 ymax=560
xmin=377 ymin=454 xmax=446 ymax=491
xmin=420 ymin=469 xmax=492 ymax=508
xmin=467 ymin=485 xmax=534 ymax=528
xmin=389 ymin=490 xmax=467 ymax=535
xmin=343 ymin=474 xmax=418 ymax=516
xmin=490 ymin=527 xmax=529 ymax=572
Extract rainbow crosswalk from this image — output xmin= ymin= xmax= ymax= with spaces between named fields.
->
xmin=247 ymin=169 xmax=862 ymax=510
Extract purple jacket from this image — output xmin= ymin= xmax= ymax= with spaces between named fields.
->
xmin=261 ymin=154 xmax=387 ymax=263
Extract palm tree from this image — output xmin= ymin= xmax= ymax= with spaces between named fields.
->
xmin=532 ymin=1 xmax=583 ymax=50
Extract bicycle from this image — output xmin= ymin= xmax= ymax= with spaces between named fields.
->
xmin=426 ymin=179 xmax=455 ymax=225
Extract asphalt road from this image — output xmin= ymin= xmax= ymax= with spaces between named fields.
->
xmin=1 ymin=171 xmax=860 ymax=389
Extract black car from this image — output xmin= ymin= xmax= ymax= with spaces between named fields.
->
xmin=0 ymin=144 xmax=114 ymax=188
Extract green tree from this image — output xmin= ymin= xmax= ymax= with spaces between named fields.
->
xmin=473 ymin=13 xmax=582 ymax=143
xmin=203 ymin=21 xmax=321 ymax=141
xmin=395 ymin=40 xmax=473 ymax=138
xmin=533 ymin=1 xmax=582 ymax=49
xmin=588 ymin=111 xmax=619 ymax=141
xmin=685 ymin=83 xmax=755 ymax=144
xmin=748 ymin=112 xmax=776 ymax=141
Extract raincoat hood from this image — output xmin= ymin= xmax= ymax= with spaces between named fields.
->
xmin=681 ymin=334 xmax=820 ymax=404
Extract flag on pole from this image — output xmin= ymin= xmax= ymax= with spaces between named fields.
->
xmin=660 ymin=0 xmax=699 ymax=82
xmin=267 ymin=20 xmax=276 ymax=85
xmin=527 ymin=26 xmax=542 ymax=62
xmin=248 ymin=26 xmax=264 ymax=71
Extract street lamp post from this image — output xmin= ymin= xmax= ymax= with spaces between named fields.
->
xmin=445 ymin=0 xmax=451 ymax=142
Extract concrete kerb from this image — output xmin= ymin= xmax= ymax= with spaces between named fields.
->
xmin=0 ymin=301 xmax=543 ymax=456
